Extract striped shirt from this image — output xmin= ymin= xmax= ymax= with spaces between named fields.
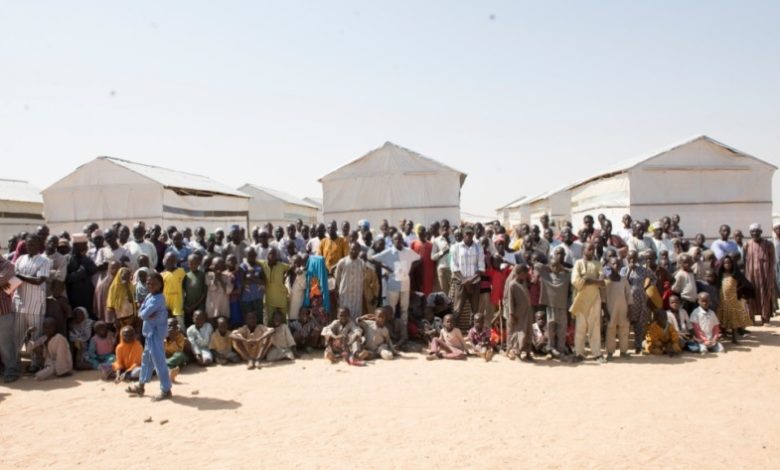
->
xmin=13 ymin=254 xmax=51 ymax=315
xmin=451 ymin=242 xmax=485 ymax=279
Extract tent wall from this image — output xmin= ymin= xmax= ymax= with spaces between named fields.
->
xmin=43 ymin=159 xmax=163 ymax=234
xmin=243 ymin=187 xmax=318 ymax=228
xmin=323 ymin=172 xmax=462 ymax=229
xmin=324 ymin=207 xmax=460 ymax=230
xmin=161 ymin=190 xmax=249 ymax=232
xmin=0 ymin=198 xmax=44 ymax=252
xmin=627 ymin=140 xmax=774 ymax=239
xmin=570 ymin=174 xmax=631 ymax=226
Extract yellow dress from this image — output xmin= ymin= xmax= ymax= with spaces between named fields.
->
xmin=716 ymin=275 xmax=752 ymax=329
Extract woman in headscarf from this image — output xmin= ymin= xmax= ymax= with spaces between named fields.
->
xmin=303 ymin=254 xmax=331 ymax=322
xmin=107 ymin=266 xmax=138 ymax=331
xmin=716 ymin=254 xmax=753 ymax=342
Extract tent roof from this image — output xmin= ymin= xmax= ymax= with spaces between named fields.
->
xmin=568 ymin=134 xmax=777 ymax=192
xmin=239 ymin=184 xmax=318 ymax=209
xmin=0 ymin=179 xmax=43 ymax=204
xmin=519 ymin=135 xmax=775 ymax=206
xmin=318 ymin=141 xmax=467 ymax=186
xmin=96 ymin=157 xmax=249 ymax=198
xmin=495 ymin=196 xmax=528 ymax=211
xmin=304 ymin=196 xmax=323 ymax=208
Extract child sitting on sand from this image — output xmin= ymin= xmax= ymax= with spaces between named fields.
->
xmin=689 ymin=292 xmax=725 ymax=354
xmin=68 ymin=306 xmax=93 ymax=370
xmin=88 ymin=321 xmax=116 ymax=376
xmin=358 ymin=308 xmax=398 ymax=361
xmin=187 ymin=310 xmax=214 ymax=366
xmin=643 ymin=309 xmax=681 ymax=356
xmin=321 ymin=307 xmax=364 ymax=366
xmin=111 ymin=325 xmax=143 ymax=382
xmin=466 ymin=313 xmax=494 ymax=361
xmin=25 ymin=317 xmax=73 ymax=381
xmin=209 ymin=316 xmax=241 ymax=365
xmin=230 ymin=311 xmax=274 ymax=369
xmin=531 ymin=311 xmax=548 ymax=355
xmin=164 ymin=317 xmax=187 ymax=375
xmin=290 ymin=307 xmax=323 ymax=352
xmin=427 ymin=314 xmax=468 ymax=360
xmin=666 ymin=295 xmax=692 ymax=350
xmin=266 ymin=309 xmax=297 ymax=362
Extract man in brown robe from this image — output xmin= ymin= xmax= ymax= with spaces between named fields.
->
xmin=744 ymin=223 xmax=775 ymax=325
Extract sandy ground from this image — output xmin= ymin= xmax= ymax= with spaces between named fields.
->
xmin=2 ymin=322 xmax=780 ymax=470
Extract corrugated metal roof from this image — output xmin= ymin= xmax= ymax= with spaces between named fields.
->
xmin=99 ymin=157 xmax=248 ymax=198
xmin=0 ymin=179 xmax=43 ymax=204
xmin=319 ymin=141 xmax=467 ymax=186
xmin=239 ymin=184 xmax=318 ymax=208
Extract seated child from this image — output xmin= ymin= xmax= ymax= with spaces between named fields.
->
xmin=88 ymin=321 xmax=117 ymax=377
xmin=230 ymin=311 xmax=274 ymax=369
xmin=25 ymin=317 xmax=73 ymax=381
xmin=466 ymin=313 xmax=495 ymax=362
xmin=531 ymin=311 xmax=548 ymax=355
xmin=321 ymin=307 xmax=364 ymax=366
xmin=186 ymin=310 xmax=214 ymax=366
xmin=266 ymin=310 xmax=297 ymax=362
xmin=358 ymin=308 xmax=398 ymax=361
xmin=426 ymin=313 xmax=467 ymax=360
xmin=643 ymin=309 xmax=682 ymax=356
xmin=164 ymin=318 xmax=187 ymax=377
xmin=290 ymin=307 xmax=323 ymax=352
xmin=111 ymin=325 xmax=143 ymax=382
xmin=689 ymin=292 xmax=725 ymax=354
xmin=666 ymin=295 xmax=693 ymax=349
xmin=209 ymin=316 xmax=241 ymax=365
xmin=68 ymin=307 xmax=93 ymax=370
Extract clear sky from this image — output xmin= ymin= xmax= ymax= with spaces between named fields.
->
xmin=1 ymin=1 xmax=779 ymax=216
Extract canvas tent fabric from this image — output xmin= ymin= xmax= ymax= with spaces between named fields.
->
xmin=319 ymin=142 xmax=466 ymax=228
xmin=0 ymin=179 xmax=44 ymax=251
xmin=43 ymin=157 xmax=250 ymax=234
xmin=500 ymin=135 xmax=776 ymax=240
xmin=239 ymin=184 xmax=319 ymax=228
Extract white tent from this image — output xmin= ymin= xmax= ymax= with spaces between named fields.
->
xmin=303 ymin=196 xmax=323 ymax=223
xmin=0 ymin=179 xmax=44 ymax=250
xmin=320 ymin=142 xmax=466 ymax=228
xmin=43 ymin=157 xmax=250 ymax=234
xmin=500 ymin=135 xmax=775 ymax=239
xmin=239 ymin=184 xmax=319 ymax=228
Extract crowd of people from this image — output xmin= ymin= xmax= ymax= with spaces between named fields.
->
xmin=0 ymin=213 xmax=777 ymax=401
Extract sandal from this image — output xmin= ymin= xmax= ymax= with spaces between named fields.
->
xmin=151 ymin=390 xmax=172 ymax=402
xmin=126 ymin=384 xmax=145 ymax=396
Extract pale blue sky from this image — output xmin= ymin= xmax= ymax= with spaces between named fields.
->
xmin=1 ymin=1 xmax=779 ymax=215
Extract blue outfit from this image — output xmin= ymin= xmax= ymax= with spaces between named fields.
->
xmin=166 ymin=244 xmax=193 ymax=272
xmin=303 ymin=255 xmax=330 ymax=311
xmin=138 ymin=292 xmax=172 ymax=392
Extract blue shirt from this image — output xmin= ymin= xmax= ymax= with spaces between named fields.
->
xmin=372 ymin=247 xmax=420 ymax=293
xmin=710 ymin=239 xmax=738 ymax=261
xmin=139 ymin=292 xmax=168 ymax=339
xmin=240 ymin=262 xmax=265 ymax=302
xmin=166 ymin=244 xmax=193 ymax=272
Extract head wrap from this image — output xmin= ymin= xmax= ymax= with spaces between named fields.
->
xmin=749 ymin=223 xmax=761 ymax=232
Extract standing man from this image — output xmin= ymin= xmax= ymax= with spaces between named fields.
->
xmin=371 ymin=233 xmax=420 ymax=344
xmin=570 ymin=242 xmax=606 ymax=363
xmin=318 ymin=221 xmax=349 ymax=273
xmin=711 ymin=224 xmax=739 ymax=262
xmin=744 ymin=223 xmax=776 ymax=325
xmin=125 ymin=223 xmax=157 ymax=271
xmin=431 ymin=223 xmax=453 ymax=296
xmin=43 ymin=235 xmax=67 ymax=296
xmin=559 ymin=227 xmax=583 ymax=267
xmin=12 ymin=235 xmax=51 ymax=357
xmin=334 ymin=242 xmax=366 ymax=321
xmin=451 ymin=226 xmax=485 ymax=322
xmin=223 ymin=225 xmax=248 ymax=265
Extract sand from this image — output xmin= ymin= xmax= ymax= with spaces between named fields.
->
xmin=2 ymin=323 xmax=780 ymax=469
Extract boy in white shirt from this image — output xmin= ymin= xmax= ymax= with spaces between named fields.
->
xmin=689 ymin=292 xmax=724 ymax=354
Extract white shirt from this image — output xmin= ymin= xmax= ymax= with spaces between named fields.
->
xmin=690 ymin=307 xmax=719 ymax=341
xmin=13 ymin=254 xmax=50 ymax=316
xmin=667 ymin=308 xmax=691 ymax=333
xmin=561 ymin=241 xmax=583 ymax=265
xmin=431 ymin=236 xmax=452 ymax=271
xmin=451 ymin=241 xmax=485 ymax=279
